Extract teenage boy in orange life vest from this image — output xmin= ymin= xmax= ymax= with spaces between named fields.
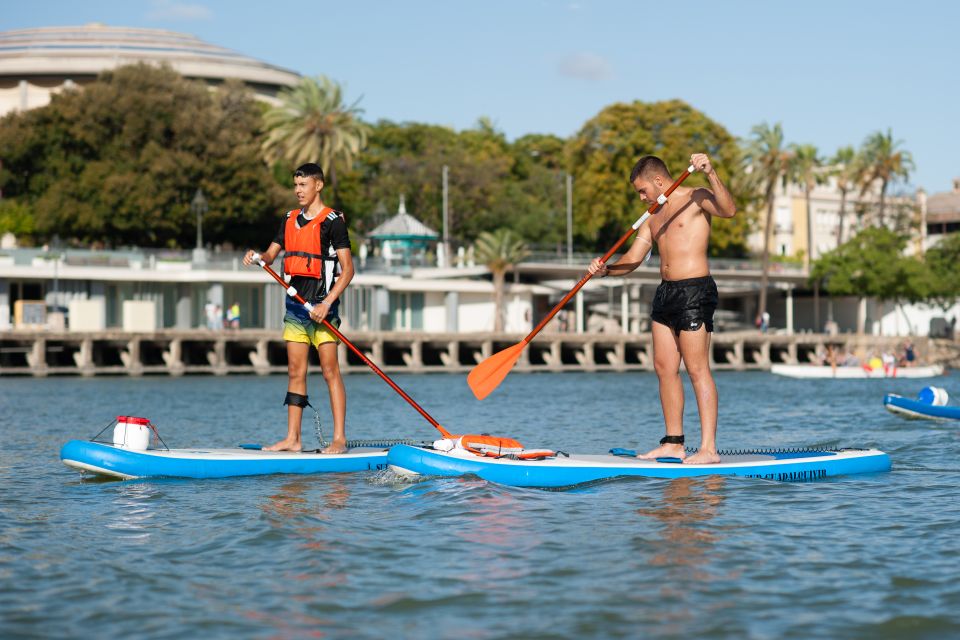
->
xmin=243 ymin=163 xmax=355 ymax=453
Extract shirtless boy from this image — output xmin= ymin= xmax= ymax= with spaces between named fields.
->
xmin=588 ymin=154 xmax=736 ymax=464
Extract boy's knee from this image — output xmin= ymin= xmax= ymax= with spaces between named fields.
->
xmin=287 ymin=363 xmax=307 ymax=378
xmin=654 ymin=359 xmax=680 ymax=376
xmin=320 ymin=362 xmax=341 ymax=382
xmin=686 ymin=363 xmax=712 ymax=383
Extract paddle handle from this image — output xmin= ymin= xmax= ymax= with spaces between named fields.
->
xmin=520 ymin=166 xmax=695 ymax=344
xmin=249 ymin=254 xmax=452 ymax=438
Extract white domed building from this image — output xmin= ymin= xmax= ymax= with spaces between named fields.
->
xmin=0 ymin=24 xmax=300 ymax=115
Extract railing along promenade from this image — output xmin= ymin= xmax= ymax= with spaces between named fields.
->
xmin=0 ymin=328 xmax=939 ymax=377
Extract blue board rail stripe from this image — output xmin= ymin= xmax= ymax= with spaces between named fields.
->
xmin=883 ymin=394 xmax=960 ymax=420
xmin=60 ymin=440 xmax=390 ymax=480
xmin=386 ymin=445 xmax=891 ymax=488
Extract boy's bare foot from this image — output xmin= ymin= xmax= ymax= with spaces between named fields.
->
xmin=321 ymin=439 xmax=348 ymax=455
xmin=638 ymin=443 xmax=686 ymax=461
xmin=264 ymin=439 xmax=302 ymax=452
xmin=684 ymin=449 xmax=720 ymax=465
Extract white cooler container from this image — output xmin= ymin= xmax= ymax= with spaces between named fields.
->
xmin=113 ymin=416 xmax=152 ymax=450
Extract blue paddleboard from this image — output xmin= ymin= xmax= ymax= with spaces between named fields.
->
xmin=386 ymin=444 xmax=891 ymax=488
xmin=60 ymin=440 xmax=390 ymax=480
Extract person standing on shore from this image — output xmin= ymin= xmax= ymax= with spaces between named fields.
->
xmin=243 ymin=163 xmax=354 ymax=454
xmin=588 ymin=154 xmax=737 ymax=464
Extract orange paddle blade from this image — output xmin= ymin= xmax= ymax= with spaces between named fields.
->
xmin=467 ymin=342 xmax=526 ymax=400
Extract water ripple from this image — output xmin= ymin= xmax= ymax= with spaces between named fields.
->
xmin=2 ymin=372 xmax=959 ymax=638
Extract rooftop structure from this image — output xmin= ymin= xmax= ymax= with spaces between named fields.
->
xmin=0 ymin=24 xmax=300 ymax=115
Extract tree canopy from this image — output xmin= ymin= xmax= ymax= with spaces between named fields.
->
xmin=811 ymin=227 xmax=925 ymax=302
xmin=565 ymin=99 xmax=751 ymax=256
xmin=335 ymin=120 xmax=568 ymax=247
xmin=0 ymin=64 xmax=286 ymax=248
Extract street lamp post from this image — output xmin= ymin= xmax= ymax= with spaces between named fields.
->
xmin=191 ymin=188 xmax=208 ymax=263
xmin=442 ymin=165 xmax=449 ymax=268
xmin=566 ymin=173 xmax=573 ymax=264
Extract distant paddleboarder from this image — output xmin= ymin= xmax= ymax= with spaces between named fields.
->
xmin=588 ymin=153 xmax=736 ymax=464
xmin=244 ymin=163 xmax=354 ymax=454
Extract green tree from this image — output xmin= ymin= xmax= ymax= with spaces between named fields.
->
xmin=565 ymin=99 xmax=749 ymax=256
xmin=811 ymin=227 xmax=926 ymax=333
xmin=924 ymin=233 xmax=960 ymax=309
xmin=788 ymin=143 xmax=825 ymax=271
xmin=0 ymin=64 xmax=286 ymax=248
xmin=743 ymin=122 xmax=792 ymax=321
xmin=336 ymin=120 xmax=564 ymax=246
xmin=473 ymin=228 xmax=530 ymax=332
xmin=860 ymin=128 xmax=914 ymax=226
xmin=0 ymin=199 xmax=35 ymax=245
xmin=262 ymin=75 xmax=371 ymax=194
xmin=829 ymin=145 xmax=863 ymax=247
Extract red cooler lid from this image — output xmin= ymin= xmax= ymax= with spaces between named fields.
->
xmin=126 ymin=416 xmax=151 ymax=425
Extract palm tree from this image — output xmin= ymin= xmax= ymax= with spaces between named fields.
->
xmin=261 ymin=75 xmax=371 ymax=191
xmin=743 ymin=122 xmax=792 ymax=323
xmin=830 ymin=146 xmax=861 ymax=247
xmin=474 ymin=229 xmax=530 ymax=332
xmin=788 ymin=143 xmax=825 ymax=271
xmin=860 ymin=129 xmax=914 ymax=226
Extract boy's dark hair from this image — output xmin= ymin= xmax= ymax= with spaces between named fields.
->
xmin=294 ymin=163 xmax=324 ymax=182
xmin=629 ymin=156 xmax=672 ymax=182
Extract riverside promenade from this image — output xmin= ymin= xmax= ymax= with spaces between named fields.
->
xmin=1 ymin=329 xmax=952 ymax=377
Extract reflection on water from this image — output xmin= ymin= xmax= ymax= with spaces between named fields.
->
xmin=632 ymin=476 xmax=729 ymax=634
xmin=104 ymin=482 xmax=161 ymax=543
xmin=453 ymin=483 xmax=539 ymax=585
xmin=636 ymin=476 xmax=726 ymax=567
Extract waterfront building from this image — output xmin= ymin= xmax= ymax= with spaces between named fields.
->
xmin=365 ymin=196 xmax=440 ymax=270
xmin=0 ymin=24 xmax=299 ymax=115
xmin=918 ymin=178 xmax=960 ymax=251
xmin=746 ymin=175 xmax=916 ymax=263
xmin=3 ymin=244 xmax=955 ymax=339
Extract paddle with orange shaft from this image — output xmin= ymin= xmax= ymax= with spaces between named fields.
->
xmin=467 ymin=165 xmax=696 ymax=400
xmin=249 ymin=253 xmax=454 ymax=439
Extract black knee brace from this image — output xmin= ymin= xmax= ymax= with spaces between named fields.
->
xmin=284 ymin=391 xmax=311 ymax=408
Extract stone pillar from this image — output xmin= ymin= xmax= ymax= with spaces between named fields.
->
xmin=212 ymin=339 xmax=226 ymax=375
xmin=370 ymin=339 xmax=384 ymax=364
xmin=410 ymin=340 xmax=423 ymax=369
xmin=732 ymin=340 xmax=744 ymax=370
xmin=576 ymin=341 xmax=595 ymax=371
xmin=250 ymin=339 xmax=270 ymax=373
xmin=612 ymin=341 xmax=626 ymax=369
xmin=0 ymin=279 xmax=10 ymax=330
xmin=163 ymin=339 xmax=184 ymax=376
xmin=27 ymin=338 xmax=47 ymax=377
xmin=754 ymin=341 xmax=771 ymax=366
xmin=176 ymin=285 xmax=192 ymax=329
xmin=786 ymin=287 xmax=794 ymax=335
xmin=445 ymin=292 xmax=459 ymax=332
xmin=73 ymin=338 xmax=94 ymax=376
xmin=621 ymin=285 xmax=629 ymax=334
xmin=575 ymin=292 xmax=584 ymax=334
xmin=123 ymin=338 xmax=142 ymax=376
xmin=439 ymin=340 xmax=456 ymax=368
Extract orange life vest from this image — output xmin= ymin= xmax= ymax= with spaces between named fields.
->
xmin=282 ymin=207 xmax=341 ymax=284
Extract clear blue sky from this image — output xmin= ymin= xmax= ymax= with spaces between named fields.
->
xmin=4 ymin=0 xmax=957 ymax=193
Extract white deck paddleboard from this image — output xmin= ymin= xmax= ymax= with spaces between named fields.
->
xmin=60 ymin=440 xmax=391 ymax=480
xmin=387 ymin=444 xmax=891 ymax=488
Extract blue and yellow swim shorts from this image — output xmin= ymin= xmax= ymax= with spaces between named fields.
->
xmin=282 ymin=300 xmax=341 ymax=348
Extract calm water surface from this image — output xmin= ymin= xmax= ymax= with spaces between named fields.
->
xmin=1 ymin=370 xmax=959 ymax=639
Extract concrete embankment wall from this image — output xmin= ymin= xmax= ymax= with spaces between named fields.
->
xmin=0 ymin=329 xmax=945 ymax=377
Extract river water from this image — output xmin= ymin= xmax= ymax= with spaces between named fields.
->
xmin=1 ymin=370 xmax=958 ymax=639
